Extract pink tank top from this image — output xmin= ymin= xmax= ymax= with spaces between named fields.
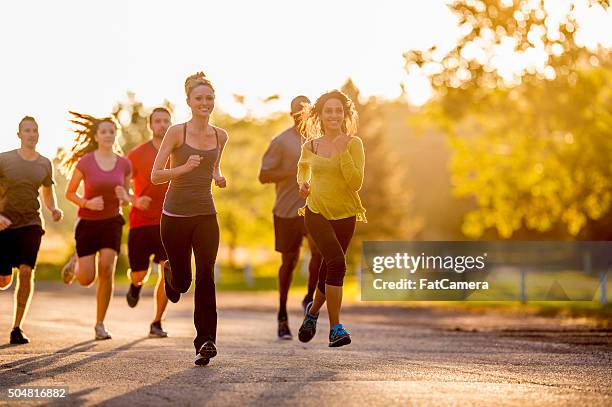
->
xmin=75 ymin=152 xmax=132 ymax=220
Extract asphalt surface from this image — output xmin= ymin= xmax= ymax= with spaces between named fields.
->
xmin=0 ymin=282 xmax=610 ymax=406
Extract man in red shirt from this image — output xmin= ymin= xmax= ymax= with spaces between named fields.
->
xmin=125 ymin=107 xmax=172 ymax=337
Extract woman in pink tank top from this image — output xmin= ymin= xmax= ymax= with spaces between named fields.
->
xmin=59 ymin=112 xmax=133 ymax=341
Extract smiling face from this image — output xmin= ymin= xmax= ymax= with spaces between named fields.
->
xmin=94 ymin=121 xmax=117 ymax=149
xmin=187 ymin=85 xmax=215 ymax=118
xmin=18 ymin=120 xmax=39 ymax=149
xmin=320 ymin=98 xmax=345 ymax=133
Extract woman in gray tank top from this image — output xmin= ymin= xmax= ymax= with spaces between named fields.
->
xmin=151 ymin=71 xmax=229 ymax=366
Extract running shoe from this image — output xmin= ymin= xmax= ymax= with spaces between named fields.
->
xmin=194 ymin=353 xmax=210 ymax=366
xmin=149 ymin=321 xmax=168 ymax=338
xmin=94 ymin=323 xmax=112 ymax=340
xmin=328 ymin=323 xmax=351 ymax=347
xmin=278 ymin=317 xmax=292 ymax=340
xmin=298 ymin=301 xmax=318 ymax=343
xmin=195 ymin=340 xmax=217 ymax=366
xmin=10 ymin=327 xmax=30 ymax=345
xmin=126 ymin=283 xmax=142 ymax=308
xmin=61 ymin=254 xmax=77 ymax=284
xmin=163 ymin=262 xmax=180 ymax=303
xmin=301 ymin=295 xmax=312 ymax=313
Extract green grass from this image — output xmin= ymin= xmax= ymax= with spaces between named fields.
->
xmin=24 ymin=262 xmax=612 ymax=323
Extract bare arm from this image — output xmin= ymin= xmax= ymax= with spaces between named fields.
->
xmin=213 ymin=128 xmax=229 ymax=188
xmin=65 ymin=169 xmax=87 ymax=208
xmin=65 ymin=169 xmax=103 ymax=211
xmin=258 ymin=137 xmax=293 ymax=184
xmin=42 ymin=185 xmax=63 ymax=222
xmin=115 ymin=173 xmax=135 ymax=206
xmin=151 ymin=125 xmax=190 ymax=185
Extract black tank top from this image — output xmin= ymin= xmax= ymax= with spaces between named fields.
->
xmin=163 ymin=123 xmax=219 ymax=216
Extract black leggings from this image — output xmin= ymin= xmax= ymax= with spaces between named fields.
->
xmin=304 ymin=208 xmax=356 ymax=294
xmin=306 ymin=243 xmax=323 ymax=299
xmin=160 ymin=214 xmax=219 ymax=352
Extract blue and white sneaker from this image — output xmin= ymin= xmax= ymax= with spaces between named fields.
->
xmin=298 ymin=301 xmax=318 ymax=343
xmin=329 ymin=323 xmax=351 ymax=347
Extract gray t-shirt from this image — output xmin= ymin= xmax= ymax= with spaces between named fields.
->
xmin=0 ymin=149 xmax=54 ymax=229
xmin=260 ymin=127 xmax=304 ymax=218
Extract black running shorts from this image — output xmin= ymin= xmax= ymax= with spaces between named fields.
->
xmin=273 ymin=215 xmax=306 ymax=253
xmin=128 ymin=225 xmax=167 ymax=271
xmin=0 ymin=225 xmax=44 ymax=275
xmin=75 ymin=215 xmax=125 ymax=257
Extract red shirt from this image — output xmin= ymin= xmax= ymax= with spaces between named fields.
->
xmin=76 ymin=152 xmax=132 ymax=220
xmin=127 ymin=141 xmax=168 ymax=229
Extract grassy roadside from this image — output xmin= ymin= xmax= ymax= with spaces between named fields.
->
xmin=29 ymin=262 xmax=612 ymax=325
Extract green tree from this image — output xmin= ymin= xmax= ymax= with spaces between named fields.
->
xmin=212 ymin=111 xmax=289 ymax=266
xmin=405 ymin=0 xmax=612 ymax=238
xmin=112 ymin=92 xmax=174 ymax=153
xmin=340 ymin=80 xmax=422 ymax=257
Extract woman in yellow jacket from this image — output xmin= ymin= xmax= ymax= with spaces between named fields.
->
xmin=296 ymin=90 xmax=366 ymax=347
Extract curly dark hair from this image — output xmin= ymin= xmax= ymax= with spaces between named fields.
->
xmin=299 ymin=90 xmax=359 ymax=141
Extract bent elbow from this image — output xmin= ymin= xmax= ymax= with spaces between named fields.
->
xmin=258 ymin=172 xmax=267 ymax=184
xmin=349 ymin=176 xmax=364 ymax=192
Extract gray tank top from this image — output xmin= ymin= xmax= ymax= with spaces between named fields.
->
xmin=163 ymin=123 xmax=219 ymax=216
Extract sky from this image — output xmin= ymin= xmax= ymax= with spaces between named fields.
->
xmin=1 ymin=0 xmax=611 ymax=157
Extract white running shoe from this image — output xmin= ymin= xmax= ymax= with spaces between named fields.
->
xmin=61 ymin=254 xmax=77 ymax=285
xmin=95 ymin=323 xmax=112 ymax=340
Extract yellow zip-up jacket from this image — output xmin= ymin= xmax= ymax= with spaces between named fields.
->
xmin=297 ymin=136 xmax=367 ymax=222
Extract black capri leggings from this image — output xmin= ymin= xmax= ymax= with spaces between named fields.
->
xmin=160 ymin=213 xmax=219 ymax=352
xmin=304 ymin=207 xmax=356 ymax=294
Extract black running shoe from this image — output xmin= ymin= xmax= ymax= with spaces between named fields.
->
xmin=298 ymin=301 xmax=318 ymax=343
xmin=149 ymin=321 xmax=168 ymax=338
xmin=195 ymin=340 xmax=217 ymax=366
xmin=194 ymin=354 xmax=210 ymax=366
xmin=10 ymin=327 xmax=30 ymax=345
xmin=278 ymin=317 xmax=292 ymax=340
xmin=163 ymin=262 xmax=180 ymax=303
xmin=301 ymin=296 xmax=312 ymax=313
xmin=126 ymin=283 xmax=142 ymax=308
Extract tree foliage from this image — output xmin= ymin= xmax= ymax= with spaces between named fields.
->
xmin=405 ymin=0 xmax=612 ymax=238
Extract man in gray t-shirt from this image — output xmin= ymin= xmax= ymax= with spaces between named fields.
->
xmin=0 ymin=116 xmax=63 ymax=345
xmin=259 ymin=96 xmax=322 ymax=340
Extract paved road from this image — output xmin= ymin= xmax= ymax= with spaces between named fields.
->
xmin=0 ymin=282 xmax=610 ymax=406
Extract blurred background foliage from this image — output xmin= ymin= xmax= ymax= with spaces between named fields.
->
xmin=35 ymin=0 xmax=611 ymax=291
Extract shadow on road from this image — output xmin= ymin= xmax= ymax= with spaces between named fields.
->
xmin=92 ymin=363 xmax=339 ymax=407
xmin=0 ymin=338 xmax=147 ymax=389
xmin=47 ymin=387 xmax=100 ymax=407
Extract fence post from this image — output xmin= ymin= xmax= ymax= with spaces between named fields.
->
xmin=243 ymin=264 xmax=254 ymax=287
xmin=520 ymin=269 xmax=526 ymax=304
xmin=583 ymin=251 xmax=592 ymax=274
xmin=600 ymin=271 xmax=608 ymax=305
